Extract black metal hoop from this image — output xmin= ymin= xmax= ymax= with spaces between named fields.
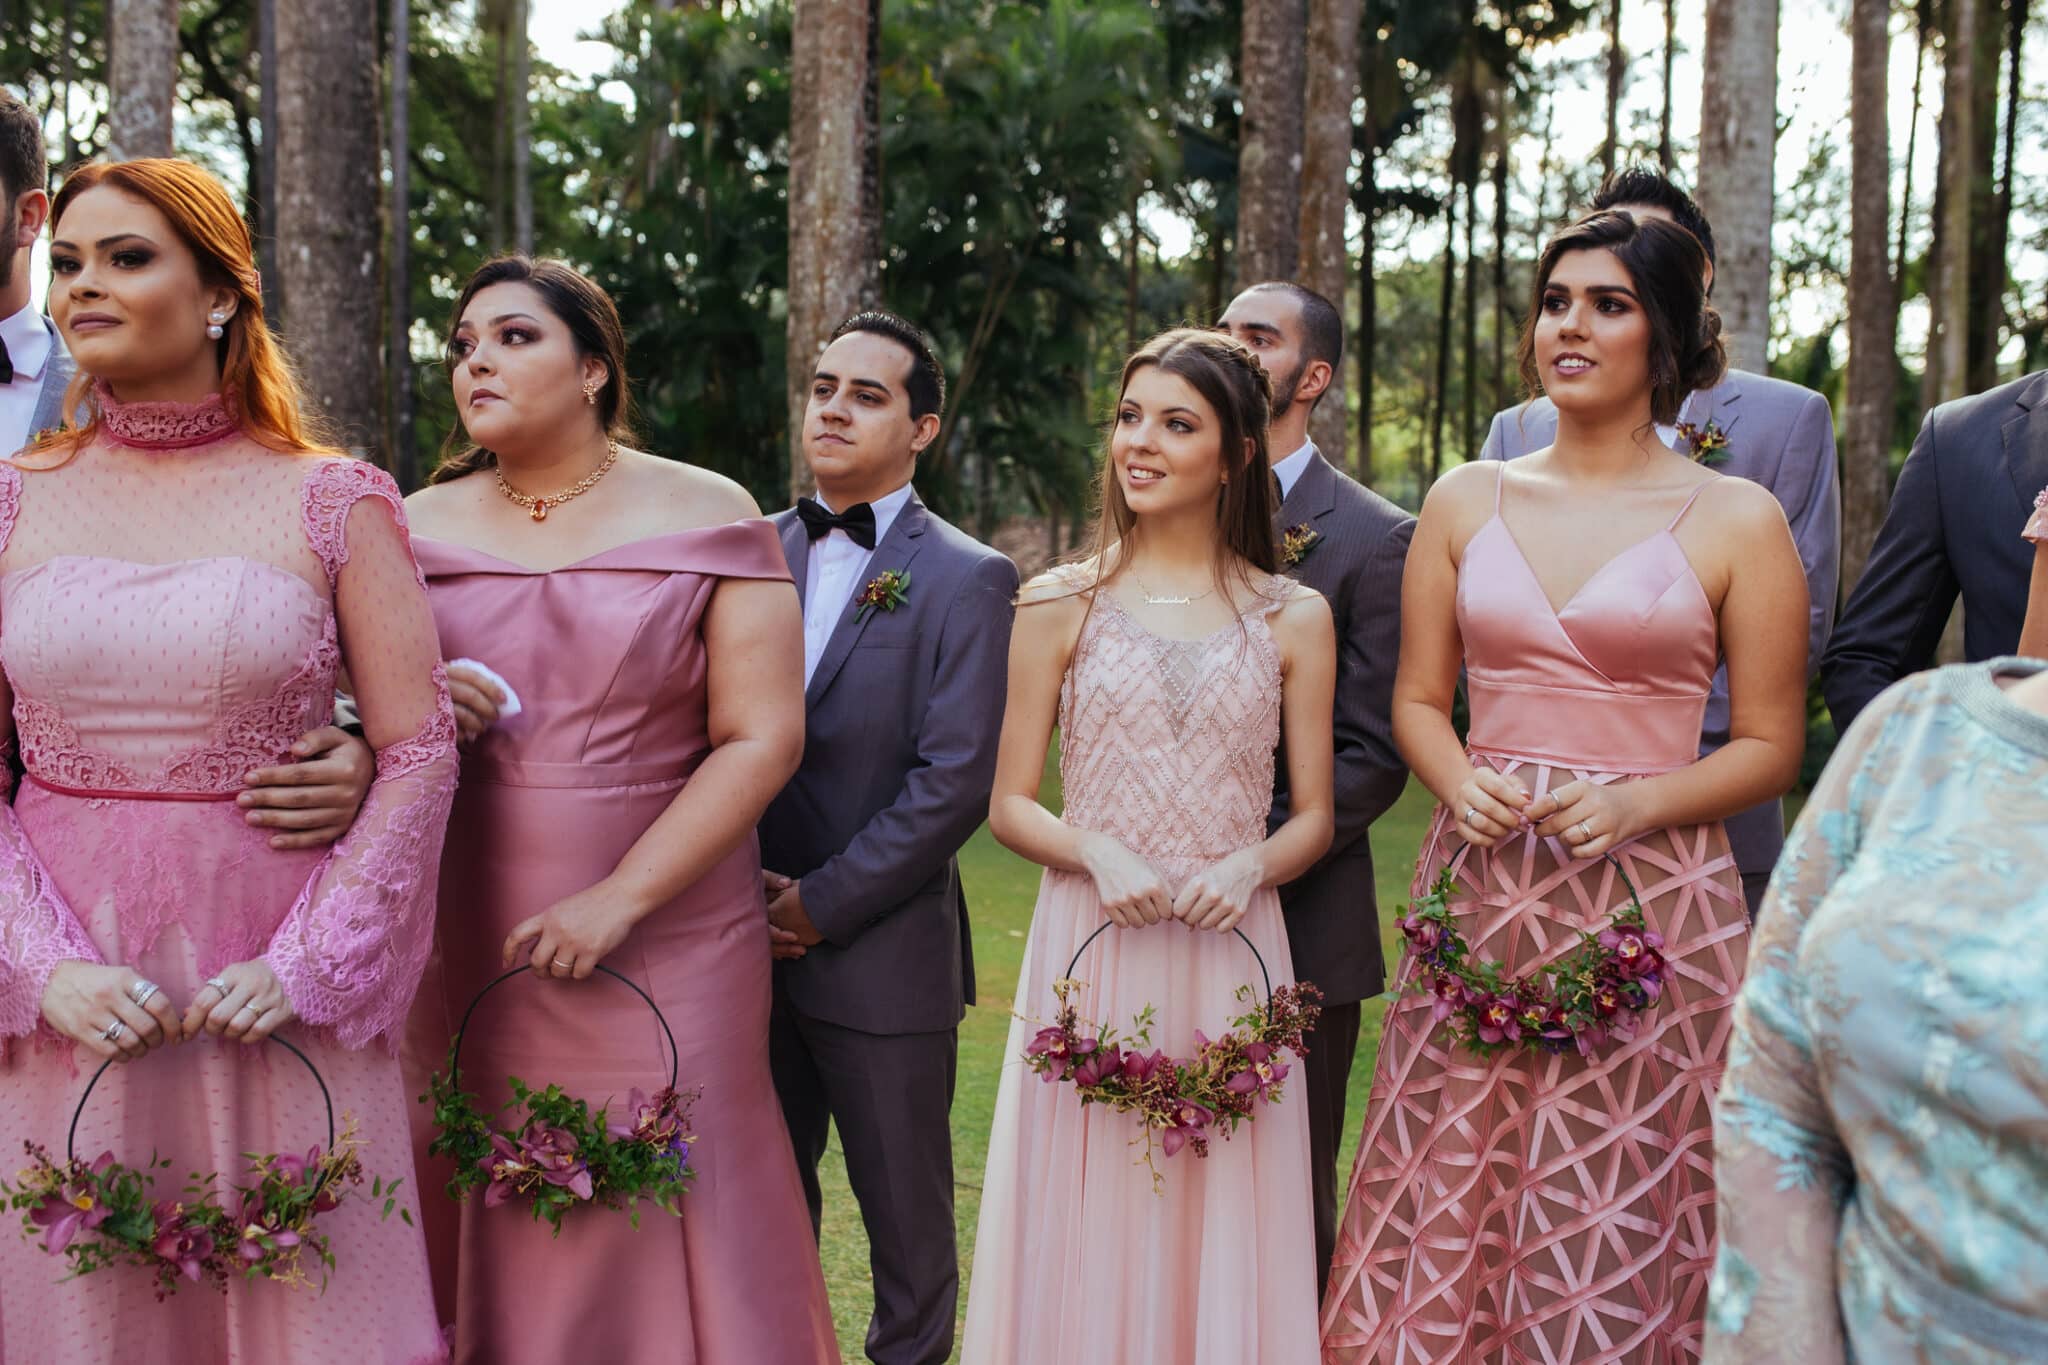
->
xmin=1062 ymin=921 xmax=1276 ymax=1005
xmin=447 ymin=964 xmax=679 ymax=1095
xmin=67 ymin=1033 xmax=336 ymax=1176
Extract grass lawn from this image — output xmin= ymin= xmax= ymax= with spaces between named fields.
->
xmin=809 ymin=751 xmax=1438 ymax=1361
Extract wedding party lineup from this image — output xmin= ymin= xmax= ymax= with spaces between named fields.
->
xmin=0 ymin=0 xmax=2045 ymax=1361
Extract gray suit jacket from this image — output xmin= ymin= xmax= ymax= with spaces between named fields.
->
xmin=1823 ymin=369 xmax=2048 ymax=732
xmin=13 ymin=316 xmax=73 ymax=452
xmin=1480 ymin=369 xmax=1842 ymax=878
xmin=758 ymin=494 xmax=1019 ymax=1036
xmin=1268 ymin=449 xmax=1415 ymax=1005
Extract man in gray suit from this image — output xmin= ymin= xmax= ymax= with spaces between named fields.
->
xmin=1219 ymin=281 xmax=1414 ymax=1289
xmin=1480 ymin=168 xmax=1840 ymax=916
xmin=0 ymin=90 xmax=73 ymax=455
xmin=1822 ymin=369 xmax=2048 ymax=730
xmin=759 ymin=310 xmax=1018 ymax=1365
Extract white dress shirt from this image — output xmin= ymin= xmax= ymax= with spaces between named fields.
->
xmin=0 ymin=304 xmax=56 ymax=456
xmin=802 ymin=482 xmax=916 ymax=685
xmin=1272 ymin=439 xmax=1316 ymax=501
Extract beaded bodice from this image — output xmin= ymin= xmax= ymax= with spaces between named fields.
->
xmin=1055 ymin=569 xmax=1286 ymax=873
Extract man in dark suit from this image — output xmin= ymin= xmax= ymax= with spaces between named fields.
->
xmin=0 ymin=89 xmax=73 ymax=455
xmin=1481 ymin=167 xmax=1841 ymax=916
xmin=759 ymin=310 xmax=1018 ymax=1365
xmin=1822 ymin=370 xmax=2048 ymax=730
xmin=1219 ymin=281 xmax=1414 ymax=1288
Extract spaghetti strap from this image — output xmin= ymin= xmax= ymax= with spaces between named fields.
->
xmin=1492 ymin=461 xmax=1508 ymax=515
xmin=1666 ymin=477 xmax=1717 ymax=530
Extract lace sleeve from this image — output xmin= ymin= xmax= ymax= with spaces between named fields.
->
xmin=263 ymin=461 xmax=455 ymax=1050
xmin=2025 ymin=485 xmax=2046 ymax=543
xmin=1702 ymin=678 xmax=1918 ymax=1361
xmin=0 ymin=464 xmax=104 ymax=1035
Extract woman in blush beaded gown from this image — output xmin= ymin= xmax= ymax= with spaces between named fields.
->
xmin=398 ymin=256 xmax=836 ymax=1364
xmin=1320 ymin=212 xmax=1810 ymax=1363
xmin=2018 ymin=486 xmax=2045 ymax=655
xmin=0 ymin=160 xmax=455 ymax=1363
xmin=963 ymin=329 xmax=1337 ymax=1365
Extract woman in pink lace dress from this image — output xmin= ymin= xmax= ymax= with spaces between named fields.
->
xmin=962 ymin=330 xmax=1336 ymax=1364
xmin=1320 ymin=212 xmax=1809 ymax=1362
xmin=0 ymin=162 xmax=453 ymax=1362
xmin=2019 ymin=486 xmax=2046 ymax=655
xmin=398 ymin=257 xmax=834 ymax=1363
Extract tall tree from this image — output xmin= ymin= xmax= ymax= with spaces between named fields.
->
xmin=1236 ymin=0 xmax=1305 ymax=286
xmin=1970 ymin=0 xmax=2026 ymax=393
xmin=1601 ymin=0 xmax=1623 ymax=179
xmin=1658 ymin=0 xmax=1677 ymax=170
xmin=512 ymin=0 xmax=532 ymax=255
xmin=786 ymin=0 xmax=874 ymax=499
xmin=258 ymin=0 xmax=281 ymax=322
xmin=1491 ymin=142 xmax=1511 ymax=413
xmin=108 ymin=0 xmax=178 ymax=158
xmin=1924 ymin=0 xmax=1981 ymax=407
xmin=1697 ymin=0 xmax=1779 ymax=372
xmin=1299 ymin=0 xmax=1361 ymax=465
xmin=389 ymin=0 xmax=417 ymax=489
xmin=276 ymin=0 xmax=384 ymax=455
xmin=1894 ymin=0 xmax=1931 ymax=286
xmin=1843 ymin=0 xmax=1897 ymax=591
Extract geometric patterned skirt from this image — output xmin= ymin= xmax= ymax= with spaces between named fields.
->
xmin=1320 ymin=759 xmax=1750 ymax=1363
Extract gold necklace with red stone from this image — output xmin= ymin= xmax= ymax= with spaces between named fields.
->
xmin=493 ymin=441 xmax=619 ymax=522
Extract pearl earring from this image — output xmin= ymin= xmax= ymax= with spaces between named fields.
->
xmin=206 ymin=311 xmax=227 ymax=340
xmin=583 ymin=382 xmax=600 ymax=406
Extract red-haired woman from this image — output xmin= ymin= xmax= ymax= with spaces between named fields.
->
xmin=0 ymin=160 xmax=452 ymax=1361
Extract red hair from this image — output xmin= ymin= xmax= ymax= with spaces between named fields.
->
xmin=29 ymin=158 xmax=327 ymax=462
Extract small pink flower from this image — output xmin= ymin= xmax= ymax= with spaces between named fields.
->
xmin=1160 ymin=1099 xmax=1213 ymax=1158
xmin=150 ymin=1201 xmax=215 ymax=1283
xmin=1074 ymin=1044 xmax=1124 ymax=1088
xmin=519 ymin=1125 xmax=595 ymax=1201
xmin=28 ymin=1152 xmax=114 ymax=1256
xmin=1476 ymin=993 xmax=1524 ymax=1045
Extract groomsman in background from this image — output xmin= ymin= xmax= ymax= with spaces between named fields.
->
xmin=0 ymin=91 xmax=71 ymax=455
xmin=1822 ymin=369 xmax=2048 ymax=729
xmin=1481 ymin=167 xmax=1840 ymax=917
xmin=760 ymin=310 xmax=1018 ymax=1365
xmin=1218 ymin=281 xmax=1414 ymax=1289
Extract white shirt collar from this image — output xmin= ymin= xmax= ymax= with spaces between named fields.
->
xmin=0 ymin=304 xmax=53 ymax=382
xmin=818 ymin=480 xmax=916 ymax=546
xmin=1271 ymin=440 xmax=1316 ymax=500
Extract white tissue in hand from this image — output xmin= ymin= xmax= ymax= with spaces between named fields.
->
xmin=449 ymin=657 xmax=523 ymax=719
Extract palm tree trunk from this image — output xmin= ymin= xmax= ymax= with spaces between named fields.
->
xmin=1300 ymin=0 xmax=1361 ymax=465
xmin=1893 ymin=0 xmax=1930 ymax=286
xmin=1925 ymin=0 xmax=1981 ymax=407
xmin=511 ymin=0 xmax=532 ymax=256
xmin=1697 ymin=0 xmax=1779 ymax=372
xmin=1430 ymin=190 xmax=1456 ymax=484
xmin=1970 ymin=0 xmax=2025 ymax=392
xmin=257 ymin=0 xmax=281 ymax=322
xmin=1492 ymin=143 xmax=1510 ymax=414
xmin=1659 ymin=0 xmax=1677 ymax=170
xmin=388 ymin=0 xmax=416 ymax=489
xmin=1843 ymin=0 xmax=1897 ymax=593
xmin=1237 ymin=0 xmax=1306 ymax=286
xmin=108 ymin=0 xmax=178 ymax=158
xmin=1603 ymin=0 xmax=1624 ymax=179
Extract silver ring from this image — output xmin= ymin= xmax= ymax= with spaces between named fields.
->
xmin=551 ymin=957 xmax=572 ymax=970
xmin=205 ymin=975 xmax=231 ymax=995
xmin=100 ymin=1019 xmax=124 ymax=1043
xmin=1576 ymin=821 xmax=1592 ymax=842
xmin=1464 ymin=806 xmax=1481 ymax=825
xmin=235 ymin=1002 xmax=257 ymax=1016
xmin=129 ymin=979 xmax=160 ymax=1007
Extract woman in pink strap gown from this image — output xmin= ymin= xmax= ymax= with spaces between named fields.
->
xmin=2019 ymin=486 xmax=2046 ymax=655
xmin=399 ymin=257 xmax=836 ymax=1363
xmin=0 ymin=162 xmax=454 ymax=1362
xmin=965 ymin=330 xmax=1337 ymax=1365
xmin=1321 ymin=212 xmax=1810 ymax=1362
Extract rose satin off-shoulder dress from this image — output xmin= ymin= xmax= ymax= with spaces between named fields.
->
xmin=1321 ymin=469 xmax=1751 ymax=1363
xmin=401 ymin=521 xmax=838 ymax=1365
xmin=0 ymin=421 xmax=457 ymax=1363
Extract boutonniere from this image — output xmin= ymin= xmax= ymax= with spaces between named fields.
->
xmin=1281 ymin=523 xmax=1322 ymax=569
xmin=855 ymin=569 xmax=911 ymax=621
xmin=1674 ymin=417 xmax=1732 ymax=467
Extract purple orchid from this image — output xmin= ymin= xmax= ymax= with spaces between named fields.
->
xmin=29 ymin=1152 xmax=114 ymax=1255
xmin=518 ymin=1124 xmax=595 ymax=1201
xmin=1160 ymin=1098 xmax=1213 ymax=1158
xmin=233 ymin=1190 xmax=303 ymax=1263
xmin=607 ymin=1087 xmax=687 ymax=1149
xmin=1073 ymin=1043 xmax=1125 ymax=1088
xmin=480 ymin=1131 xmax=538 ymax=1207
xmin=1598 ymin=926 xmax=1667 ymax=981
xmin=1427 ymin=973 xmax=1466 ymax=1023
xmin=1475 ymin=992 xmax=1525 ymax=1045
xmin=1399 ymin=914 xmax=1446 ymax=955
xmin=1120 ymin=1049 xmax=1169 ymax=1085
xmin=1225 ymin=1042 xmax=1291 ymax=1103
xmin=151 ymin=1201 xmax=216 ymax=1283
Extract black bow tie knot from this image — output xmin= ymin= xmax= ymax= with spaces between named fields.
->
xmin=0 ymin=334 xmax=13 ymax=385
xmin=797 ymin=497 xmax=878 ymax=550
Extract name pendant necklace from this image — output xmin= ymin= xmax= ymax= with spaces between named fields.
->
xmin=1132 ymin=571 xmax=1214 ymax=607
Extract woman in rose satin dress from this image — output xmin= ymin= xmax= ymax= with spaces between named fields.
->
xmin=398 ymin=257 xmax=836 ymax=1364
xmin=0 ymin=162 xmax=454 ymax=1363
xmin=1321 ymin=212 xmax=1810 ymax=1362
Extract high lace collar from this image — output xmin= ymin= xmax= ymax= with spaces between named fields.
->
xmin=96 ymin=380 xmax=240 ymax=451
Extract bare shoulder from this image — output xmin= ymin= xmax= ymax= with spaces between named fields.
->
xmin=619 ymin=449 xmax=763 ymax=528
xmin=1419 ymin=458 xmax=1499 ymax=521
xmin=1267 ymin=581 xmax=1333 ymax=648
xmin=1691 ymin=473 xmax=1791 ymax=538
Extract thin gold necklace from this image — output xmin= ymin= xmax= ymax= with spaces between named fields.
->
xmin=1132 ymin=570 xmax=1214 ymax=606
xmin=494 ymin=442 xmax=619 ymax=522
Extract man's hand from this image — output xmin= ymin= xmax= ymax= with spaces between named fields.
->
xmin=238 ymin=726 xmax=375 ymax=850
xmin=447 ymin=661 xmax=509 ymax=743
xmin=765 ymin=874 xmax=823 ymax=960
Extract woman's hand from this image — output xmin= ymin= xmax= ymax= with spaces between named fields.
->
xmin=1079 ymin=834 xmax=1172 ymax=928
xmin=184 ymin=960 xmax=298 ymax=1044
xmin=1171 ymin=848 xmax=1265 ymax=933
xmin=447 ymin=661 xmax=508 ymax=743
xmin=1529 ymin=779 xmax=1645 ymax=859
xmin=1452 ymin=767 xmax=1533 ymax=848
xmin=503 ymin=879 xmax=644 ymax=979
xmin=41 ymin=962 xmax=184 ymax=1060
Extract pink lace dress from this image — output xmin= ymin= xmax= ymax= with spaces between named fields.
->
xmin=1321 ymin=471 xmax=1749 ymax=1363
xmin=0 ymin=400 xmax=456 ymax=1364
xmin=961 ymin=571 xmax=1320 ymax=1365
xmin=2026 ymin=485 xmax=2046 ymax=544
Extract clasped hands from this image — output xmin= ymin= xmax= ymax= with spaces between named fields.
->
xmin=40 ymin=958 xmax=296 ymax=1062
xmin=1082 ymin=836 xmax=1263 ymax=934
xmin=1453 ymin=768 xmax=1644 ymax=859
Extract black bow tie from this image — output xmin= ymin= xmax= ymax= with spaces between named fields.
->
xmin=797 ymin=497 xmax=877 ymax=550
xmin=0 ymin=334 xmax=13 ymax=385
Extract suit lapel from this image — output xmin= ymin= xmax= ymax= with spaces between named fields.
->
xmin=27 ymin=321 xmax=72 ymax=439
xmin=804 ymin=496 xmax=930 ymax=710
xmin=2002 ymin=370 xmax=2048 ymax=515
xmin=1275 ymin=448 xmax=1340 ymax=580
xmin=779 ymin=511 xmax=812 ymax=608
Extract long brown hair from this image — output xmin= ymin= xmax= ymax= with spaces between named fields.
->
xmin=1083 ymin=327 xmax=1279 ymax=599
xmin=32 ymin=158 xmax=326 ymax=462
xmin=1516 ymin=209 xmax=1726 ymax=426
xmin=430 ymin=254 xmax=636 ymax=484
